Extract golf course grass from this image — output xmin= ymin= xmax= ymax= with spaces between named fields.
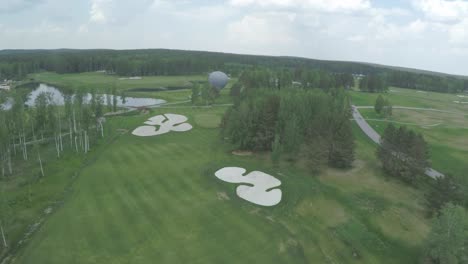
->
xmin=7 ymin=74 xmax=465 ymax=263
xmin=13 ymin=105 xmax=430 ymax=263
xmin=30 ymin=72 xmax=206 ymax=92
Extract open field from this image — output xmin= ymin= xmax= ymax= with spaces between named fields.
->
xmin=30 ymin=72 xmax=206 ymax=92
xmin=13 ymin=106 xmax=430 ymax=263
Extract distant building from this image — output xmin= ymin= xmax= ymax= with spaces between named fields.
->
xmin=118 ymin=76 xmax=142 ymax=80
xmin=353 ymin=74 xmax=366 ymax=79
xmin=0 ymin=80 xmax=11 ymax=91
xmin=0 ymin=85 xmax=10 ymax=91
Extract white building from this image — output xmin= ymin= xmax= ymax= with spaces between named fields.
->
xmin=0 ymin=85 xmax=10 ymax=91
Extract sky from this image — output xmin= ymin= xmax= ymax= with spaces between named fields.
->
xmin=0 ymin=0 xmax=467 ymax=75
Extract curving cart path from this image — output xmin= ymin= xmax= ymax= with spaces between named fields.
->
xmin=352 ymin=105 xmax=444 ymax=179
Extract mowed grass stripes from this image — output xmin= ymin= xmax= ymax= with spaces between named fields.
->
xmin=16 ymin=109 xmax=300 ymax=263
xmin=16 ymin=108 xmax=430 ymax=264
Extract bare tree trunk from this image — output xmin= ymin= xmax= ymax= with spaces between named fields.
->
xmin=59 ymin=132 xmax=63 ymax=152
xmin=23 ymin=133 xmax=28 ymax=161
xmin=73 ymin=111 xmax=77 ymax=133
xmin=19 ymin=133 xmax=26 ymax=161
xmin=54 ymin=134 xmax=60 ymax=158
xmin=0 ymin=223 xmax=7 ymax=248
xmin=100 ymin=121 xmax=104 ymax=138
xmin=84 ymin=131 xmax=88 ymax=153
xmin=58 ymin=115 xmax=63 ymax=152
xmin=7 ymin=149 xmax=12 ymax=175
xmin=12 ymin=138 xmax=16 ymax=156
xmin=86 ymin=131 xmax=90 ymax=152
xmin=38 ymin=151 xmax=44 ymax=177
xmin=69 ymin=119 xmax=73 ymax=147
xmin=18 ymin=134 xmax=22 ymax=160
xmin=74 ymin=136 xmax=78 ymax=153
xmin=79 ymin=131 xmax=83 ymax=150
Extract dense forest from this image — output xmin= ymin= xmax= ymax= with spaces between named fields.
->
xmin=1 ymin=49 xmax=467 ymax=93
xmin=221 ymin=70 xmax=355 ymax=172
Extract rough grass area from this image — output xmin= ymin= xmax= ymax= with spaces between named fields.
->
xmin=350 ymin=87 xmax=468 ymax=113
xmin=14 ymin=107 xmax=430 ymax=264
xmin=0 ymin=119 xmax=123 ymax=259
xmin=352 ymin=87 xmax=468 ymax=192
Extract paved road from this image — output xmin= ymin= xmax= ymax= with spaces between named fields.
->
xmin=355 ymin=105 xmax=461 ymax=115
xmin=352 ymin=106 xmax=444 ymax=179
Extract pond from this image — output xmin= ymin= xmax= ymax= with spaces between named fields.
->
xmin=1 ymin=83 xmax=166 ymax=110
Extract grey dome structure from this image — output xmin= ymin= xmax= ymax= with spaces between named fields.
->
xmin=208 ymin=71 xmax=229 ymax=90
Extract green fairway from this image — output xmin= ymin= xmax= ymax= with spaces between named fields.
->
xmin=15 ymin=106 xmax=430 ymax=264
xmin=350 ymin=87 xmax=468 ymax=113
xmin=30 ymin=72 xmax=206 ymax=91
xmin=28 ymin=72 xmax=204 ymax=102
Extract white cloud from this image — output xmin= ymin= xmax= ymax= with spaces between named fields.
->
xmin=407 ymin=19 xmax=427 ymax=33
xmin=88 ymin=0 xmax=153 ymax=24
xmin=0 ymin=0 xmax=468 ymax=75
xmin=348 ymin=35 xmax=365 ymax=42
xmin=90 ymin=0 xmax=110 ymax=23
xmin=413 ymin=0 xmax=468 ymax=21
xmin=449 ymin=18 xmax=468 ymax=44
xmin=32 ymin=20 xmax=64 ymax=33
xmin=229 ymin=0 xmax=371 ymax=12
xmin=0 ymin=0 xmax=42 ymax=13
xmin=78 ymin=24 xmax=89 ymax=33
xmin=226 ymin=12 xmax=298 ymax=51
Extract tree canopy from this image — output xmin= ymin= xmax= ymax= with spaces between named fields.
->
xmin=1 ymin=49 xmax=467 ymax=93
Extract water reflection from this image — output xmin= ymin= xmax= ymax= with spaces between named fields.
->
xmin=1 ymin=83 xmax=166 ymax=110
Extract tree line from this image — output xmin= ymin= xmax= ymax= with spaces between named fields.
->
xmin=238 ymin=68 xmax=354 ymax=91
xmin=359 ymin=74 xmax=388 ymax=92
xmin=1 ymin=49 xmax=467 ymax=93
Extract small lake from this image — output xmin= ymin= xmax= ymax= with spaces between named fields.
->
xmin=1 ymin=83 xmax=166 ymax=110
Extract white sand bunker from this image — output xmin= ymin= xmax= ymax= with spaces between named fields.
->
xmin=132 ymin=113 xmax=193 ymax=137
xmin=215 ymin=167 xmax=282 ymax=207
